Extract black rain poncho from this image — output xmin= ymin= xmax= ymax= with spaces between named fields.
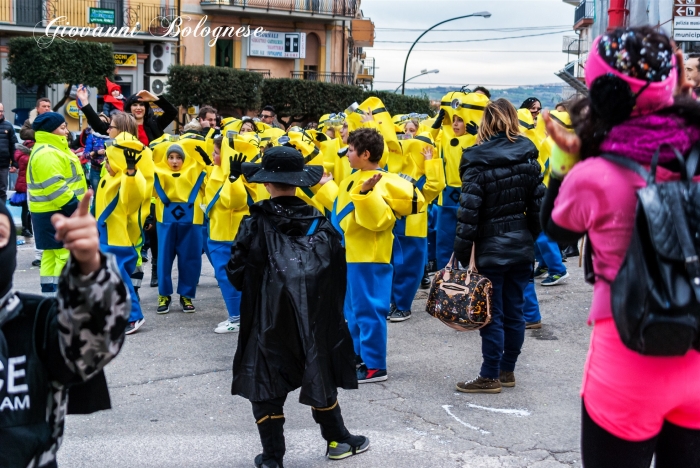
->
xmin=226 ymin=196 xmax=357 ymax=406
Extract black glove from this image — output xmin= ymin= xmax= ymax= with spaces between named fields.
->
xmin=432 ymin=109 xmax=445 ymax=129
xmin=124 ymin=148 xmax=141 ymax=173
xmin=195 ymin=145 xmax=212 ymax=165
xmin=229 ymin=153 xmax=246 ymax=181
xmin=466 ymin=120 xmax=479 ymax=136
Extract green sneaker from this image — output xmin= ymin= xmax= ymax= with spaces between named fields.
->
xmin=499 ymin=370 xmax=515 ymax=388
xmin=456 ymin=375 xmax=502 ymax=394
xmin=157 ymin=295 xmax=171 ymax=314
xmin=180 ymin=296 xmax=195 ymax=313
xmin=326 ymin=436 xmax=370 ymax=460
xmin=541 ymin=272 xmax=570 ymax=286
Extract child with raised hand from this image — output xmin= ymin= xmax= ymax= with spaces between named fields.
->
xmin=154 ymin=143 xmax=207 ymax=314
xmin=205 ymin=136 xmax=250 ymax=333
xmin=226 ymin=146 xmax=367 ymax=468
xmin=332 ymin=128 xmax=426 ymax=383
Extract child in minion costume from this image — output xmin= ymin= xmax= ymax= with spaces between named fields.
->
xmin=276 ymin=128 xmax=338 ymax=215
xmin=388 ymin=132 xmax=445 ymax=321
xmin=433 ymin=90 xmax=489 ymax=268
xmin=97 ymin=133 xmax=154 ymax=332
xmin=345 ymin=97 xmax=402 ymax=173
xmin=205 ymin=135 xmax=258 ymax=333
xmin=154 ymin=136 xmax=209 ymax=314
xmin=331 ymin=127 xmax=426 ymax=382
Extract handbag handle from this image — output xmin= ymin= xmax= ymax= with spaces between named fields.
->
xmin=446 ymin=243 xmax=478 ymax=272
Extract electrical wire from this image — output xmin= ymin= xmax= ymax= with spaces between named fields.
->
xmin=375 ymin=25 xmax=571 ymax=32
xmin=375 ymin=30 xmax=571 ymax=43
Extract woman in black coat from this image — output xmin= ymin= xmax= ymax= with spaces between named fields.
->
xmin=453 ymin=98 xmax=544 ymax=394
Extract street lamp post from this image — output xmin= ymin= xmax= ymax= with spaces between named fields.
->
xmin=394 ymin=69 xmax=439 ymax=93
xmin=400 ymin=12 xmax=491 ymax=95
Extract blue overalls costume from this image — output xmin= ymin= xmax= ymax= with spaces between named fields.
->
xmin=390 ymin=133 xmax=445 ymax=316
xmin=96 ymin=134 xmax=154 ymax=323
xmin=433 ymin=91 xmax=488 ymax=269
xmin=332 ymin=169 xmax=425 ymax=372
xmin=154 ymin=143 xmax=207 ymax=300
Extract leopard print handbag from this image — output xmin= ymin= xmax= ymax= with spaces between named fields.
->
xmin=425 ymin=245 xmax=493 ymax=331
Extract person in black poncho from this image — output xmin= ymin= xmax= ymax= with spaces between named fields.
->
xmin=226 ymin=146 xmax=369 ymax=468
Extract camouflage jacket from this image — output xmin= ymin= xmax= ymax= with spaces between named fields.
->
xmin=0 ymin=252 xmax=130 ymax=468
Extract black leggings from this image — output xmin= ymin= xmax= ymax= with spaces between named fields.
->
xmin=582 ymin=400 xmax=700 ymax=468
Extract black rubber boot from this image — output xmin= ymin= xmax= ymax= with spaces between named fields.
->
xmin=255 ymin=415 xmax=285 ymax=468
xmin=150 ymin=261 xmax=158 ymax=287
xmin=312 ymin=401 xmax=352 ymax=443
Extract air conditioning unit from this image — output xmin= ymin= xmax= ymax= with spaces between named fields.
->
xmin=147 ymin=75 xmax=169 ymax=96
xmin=148 ymin=43 xmax=173 ymax=74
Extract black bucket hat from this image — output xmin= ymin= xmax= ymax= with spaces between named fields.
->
xmin=242 ymin=145 xmax=323 ymax=187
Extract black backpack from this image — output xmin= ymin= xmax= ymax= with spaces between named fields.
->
xmin=587 ymin=146 xmax=700 ymax=356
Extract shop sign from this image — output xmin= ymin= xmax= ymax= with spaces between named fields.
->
xmin=88 ymin=8 xmax=115 ymax=25
xmin=248 ymin=31 xmax=306 ymax=59
xmin=114 ymin=53 xmax=137 ymax=67
xmin=65 ymin=100 xmax=81 ymax=119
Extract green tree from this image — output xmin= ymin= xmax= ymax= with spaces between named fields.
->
xmin=166 ymin=65 xmax=263 ymax=114
xmin=3 ymin=37 xmax=115 ymax=110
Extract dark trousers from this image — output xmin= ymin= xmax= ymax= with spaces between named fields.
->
xmin=581 ymin=400 xmax=700 ymax=468
xmin=251 ymin=392 xmax=350 ymax=466
xmin=20 ymin=200 xmax=31 ymax=233
xmin=477 ymin=262 xmax=531 ymax=379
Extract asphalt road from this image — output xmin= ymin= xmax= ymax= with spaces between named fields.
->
xmin=13 ymin=242 xmax=592 ymax=468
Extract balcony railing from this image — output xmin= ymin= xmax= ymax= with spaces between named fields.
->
xmin=574 ymin=0 xmax=594 ymax=29
xmin=291 ymin=71 xmax=355 ymax=85
xmin=200 ymin=0 xmax=357 ymax=18
xmin=0 ymin=0 xmax=176 ymax=31
xmin=562 ymin=35 xmax=588 ymax=54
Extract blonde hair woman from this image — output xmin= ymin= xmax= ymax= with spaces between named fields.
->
xmin=453 ymin=98 xmax=545 ymax=393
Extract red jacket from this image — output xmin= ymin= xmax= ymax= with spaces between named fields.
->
xmin=13 ymin=141 xmax=33 ymax=193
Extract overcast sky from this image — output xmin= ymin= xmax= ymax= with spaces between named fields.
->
xmin=360 ymin=0 xmax=577 ymax=91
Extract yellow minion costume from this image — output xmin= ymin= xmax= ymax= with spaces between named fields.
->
xmin=278 ymin=129 xmax=338 ymax=214
xmin=390 ymin=133 xmax=446 ymax=317
xmin=97 ymin=133 xmax=154 ymax=323
xmin=204 ymin=135 xmax=254 ymax=325
xmin=26 ymin=113 xmax=88 ymax=296
xmin=154 ymin=141 xmax=208 ymax=303
xmin=434 ymin=91 xmax=488 ymax=268
xmin=332 ymin=149 xmax=426 ymax=373
xmin=346 ymin=97 xmax=401 ymax=172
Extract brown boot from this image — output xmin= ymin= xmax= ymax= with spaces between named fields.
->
xmin=455 ymin=376 xmax=502 ymax=394
xmin=499 ymin=371 xmax=515 ymax=388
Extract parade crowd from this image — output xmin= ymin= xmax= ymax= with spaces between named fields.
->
xmin=1 ymin=25 xmax=699 ymax=468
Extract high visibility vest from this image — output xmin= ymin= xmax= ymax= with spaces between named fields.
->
xmin=27 ymin=132 xmax=87 ymax=213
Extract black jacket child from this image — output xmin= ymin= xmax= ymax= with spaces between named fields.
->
xmin=454 ymin=133 xmax=545 ymax=268
xmin=226 ymin=196 xmax=357 ymax=407
xmin=0 ymin=200 xmax=130 ymax=468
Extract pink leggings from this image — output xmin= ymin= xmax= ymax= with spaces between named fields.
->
xmin=582 ymin=318 xmax=700 ymax=441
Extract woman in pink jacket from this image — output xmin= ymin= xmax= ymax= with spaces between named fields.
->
xmin=541 ymin=27 xmax=700 ymax=467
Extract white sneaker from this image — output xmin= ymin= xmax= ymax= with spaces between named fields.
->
xmin=217 ymin=318 xmax=240 ymax=327
xmin=214 ymin=321 xmax=240 ymax=334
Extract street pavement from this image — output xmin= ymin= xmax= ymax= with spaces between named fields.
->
xmin=13 ymin=242 xmax=592 ymax=467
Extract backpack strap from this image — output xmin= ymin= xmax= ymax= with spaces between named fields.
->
xmin=667 ymin=184 xmax=700 ymax=302
xmin=686 ymin=140 xmax=700 ymax=179
xmin=600 ymin=154 xmax=651 ymax=183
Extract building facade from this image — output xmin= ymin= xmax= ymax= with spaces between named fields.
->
xmin=0 ymin=0 xmax=375 ymax=130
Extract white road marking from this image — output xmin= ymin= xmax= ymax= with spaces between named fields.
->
xmin=467 ymin=403 xmax=531 ymax=417
xmin=441 ymin=405 xmax=490 ymax=435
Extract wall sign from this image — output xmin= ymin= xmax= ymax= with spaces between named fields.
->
xmin=248 ymin=31 xmax=306 ymax=59
xmin=88 ymin=8 xmax=115 ymax=25
xmin=113 ymin=53 xmax=137 ymax=67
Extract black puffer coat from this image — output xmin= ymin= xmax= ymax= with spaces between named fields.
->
xmin=454 ymin=133 xmax=544 ymax=268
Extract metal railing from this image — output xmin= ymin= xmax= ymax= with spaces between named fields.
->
xmin=562 ymin=35 xmax=588 ymax=54
xmin=235 ymin=68 xmax=271 ymax=78
xmin=574 ymin=0 xmax=594 ymax=26
xmin=291 ymin=71 xmax=355 ymax=85
xmin=358 ymin=57 xmax=375 ymax=77
xmin=0 ymin=0 xmax=176 ymax=30
xmin=200 ymin=0 xmax=357 ymax=17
